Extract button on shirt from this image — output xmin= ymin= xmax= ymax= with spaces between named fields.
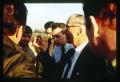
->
xmin=61 ymin=41 xmax=88 ymax=79
xmin=53 ymin=43 xmax=74 ymax=63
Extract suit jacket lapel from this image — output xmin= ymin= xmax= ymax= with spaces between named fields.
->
xmin=71 ymin=43 xmax=92 ymax=79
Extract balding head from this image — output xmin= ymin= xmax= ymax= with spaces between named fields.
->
xmin=66 ymin=14 xmax=88 ymax=47
xmin=66 ymin=14 xmax=85 ymax=27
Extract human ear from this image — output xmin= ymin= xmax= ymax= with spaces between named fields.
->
xmin=89 ymin=16 xmax=99 ymax=37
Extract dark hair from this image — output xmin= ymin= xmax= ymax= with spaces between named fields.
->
xmin=44 ymin=21 xmax=54 ymax=30
xmin=14 ymin=1 xmax=28 ymax=27
xmin=4 ymin=0 xmax=14 ymax=5
xmin=83 ymin=0 xmax=116 ymax=29
xmin=52 ymin=23 xmax=67 ymax=36
xmin=4 ymin=0 xmax=27 ymax=30
xmin=23 ymin=25 xmax=32 ymax=36
xmin=52 ymin=22 xmax=66 ymax=30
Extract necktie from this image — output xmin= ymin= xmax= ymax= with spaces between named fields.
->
xmin=62 ymin=57 xmax=72 ymax=78
xmin=61 ymin=45 xmax=65 ymax=61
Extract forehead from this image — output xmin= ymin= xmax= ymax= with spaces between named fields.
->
xmin=52 ymin=28 xmax=63 ymax=35
xmin=23 ymin=33 xmax=32 ymax=36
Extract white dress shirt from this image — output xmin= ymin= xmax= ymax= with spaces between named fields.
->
xmin=61 ymin=41 xmax=88 ymax=79
xmin=53 ymin=43 xmax=74 ymax=63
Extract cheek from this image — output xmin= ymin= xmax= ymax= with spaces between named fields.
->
xmin=59 ymin=36 xmax=66 ymax=43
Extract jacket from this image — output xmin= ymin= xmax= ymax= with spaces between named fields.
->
xmin=3 ymin=35 xmax=37 ymax=78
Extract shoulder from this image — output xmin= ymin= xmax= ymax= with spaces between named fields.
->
xmin=65 ymin=43 xmax=74 ymax=53
xmin=65 ymin=43 xmax=74 ymax=48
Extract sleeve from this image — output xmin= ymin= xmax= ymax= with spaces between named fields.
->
xmin=6 ymin=53 xmax=37 ymax=78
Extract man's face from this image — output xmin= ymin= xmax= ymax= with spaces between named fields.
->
xmin=20 ymin=33 xmax=32 ymax=46
xmin=67 ymin=17 xmax=87 ymax=47
xmin=52 ymin=28 xmax=66 ymax=46
xmin=3 ymin=5 xmax=14 ymax=23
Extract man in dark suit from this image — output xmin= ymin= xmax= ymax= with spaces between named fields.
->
xmin=70 ymin=44 xmax=107 ymax=80
xmin=64 ymin=0 xmax=116 ymax=80
xmin=62 ymin=13 xmax=109 ymax=80
xmin=61 ymin=14 xmax=90 ymax=79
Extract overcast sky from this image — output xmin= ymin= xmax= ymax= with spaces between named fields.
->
xmin=25 ymin=3 xmax=84 ymax=31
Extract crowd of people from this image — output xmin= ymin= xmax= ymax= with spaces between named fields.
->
xmin=3 ymin=0 xmax=116 ymax=80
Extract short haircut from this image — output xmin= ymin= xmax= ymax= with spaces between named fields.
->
xmin=44 ymin=21 xmax=54 ymax=30
xmin=52 ymin=23 xmax=66 ymax=30
xmin=52 ymin=23 xmax=66 ymax=35
xmin=83 ymin=0 xmax=116 ymax=29
xmin=23 ymin=25 xmax=32 ymax=36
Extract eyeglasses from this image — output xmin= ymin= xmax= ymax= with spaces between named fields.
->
xmin=66 ymin=23 xmax=85 ymax=28
xmin=66 ymin=25 xmax=84 ymax=28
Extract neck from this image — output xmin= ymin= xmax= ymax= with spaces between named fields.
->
xmin=75 ymin=35 xmax=88 ymax=48
xmin=8 ymin=35 xmax=19 ymax=44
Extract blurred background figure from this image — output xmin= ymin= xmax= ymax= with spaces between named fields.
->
xmin=3 ymin=0 xmax=37 ymax=77
xmin=44 ymin=21 xmax=55 ymax=56
xmin=44 ymin=21 xmax=55 ymax=38
xmin=61 ymin=14 xmax=90 ymax=79
xmin=35 ymin=33 xmax=56 ymax=79
xmin=19 ymin=25 xmax=36 ymax=65
xmin=83 ymin=0 xmax=116 ymax=79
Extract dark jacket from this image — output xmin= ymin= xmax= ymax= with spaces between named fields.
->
xmin=36 ymin=51 xmax=56 ymax=79
xmin=71 ymin=43 xmax=108 ymax=80
xmin=3 ymin=35 xmax=37 ymax=78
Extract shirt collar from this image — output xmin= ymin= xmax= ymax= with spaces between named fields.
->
xmin=75 ymin=41 xmax=88 ymax=52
